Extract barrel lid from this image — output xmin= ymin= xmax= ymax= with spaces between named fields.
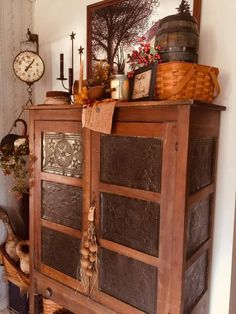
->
xmin=159 ymin=13 xmax=198 ymax=26
xmin=157 ymin=26 xmax=199 ymax=36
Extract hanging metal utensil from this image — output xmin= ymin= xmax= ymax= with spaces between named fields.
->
xmin=0 ymin=119 xmax=28 ymax=155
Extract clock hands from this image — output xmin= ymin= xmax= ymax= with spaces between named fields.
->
xmin=25 ymin=59 xmax=35 ymax=72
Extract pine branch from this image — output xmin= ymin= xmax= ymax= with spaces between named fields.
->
xmin=177 ymin=0 xmax=191 ymax=15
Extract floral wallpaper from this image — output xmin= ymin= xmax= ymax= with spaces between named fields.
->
xmin=0 ymin=0 xmax=34 ymax=232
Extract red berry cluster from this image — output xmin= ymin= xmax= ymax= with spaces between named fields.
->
xmin=127 ymin=36 xmax=161 ymax=78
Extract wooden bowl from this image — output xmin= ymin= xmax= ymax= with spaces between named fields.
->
xmin=88 ymin=86 xmax=105 ymax=100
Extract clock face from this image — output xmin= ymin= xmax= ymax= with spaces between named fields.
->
xmin=13 ymin=51 xmax=45 ymax=84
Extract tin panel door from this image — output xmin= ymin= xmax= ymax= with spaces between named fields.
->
xmin=90 ymin=122 xmax=177 ymax=314
xmin=33 ymin=120 xmax=89 ymax=295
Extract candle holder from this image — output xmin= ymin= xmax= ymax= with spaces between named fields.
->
xmin=57 ymin=32 xmax=75 ymax=96
xmin=72 ymin=45 xmax=86 ymax=105
xmin=78 ymin=45 xmax=84 ymax=92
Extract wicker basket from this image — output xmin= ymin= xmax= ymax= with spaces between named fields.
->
xmin=43 ymin=298 xmax=64 ymax=314
xmin=155 ymin=61 xmax=220 ymax=103
xmin=0 ymin=244 xmax=29 ymax=289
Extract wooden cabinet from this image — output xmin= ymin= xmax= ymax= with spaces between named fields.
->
xmin=28 ymin=100 xmax=225 ymax=314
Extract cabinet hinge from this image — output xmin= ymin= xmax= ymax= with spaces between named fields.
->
xmin=175 ymin=142 xmax=178 ymax=151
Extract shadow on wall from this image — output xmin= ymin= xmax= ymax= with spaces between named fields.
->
xmin=229 ymin=192 xmax=236 ymax=314
xmin=199 ymin=25 xmax=231 ymax=104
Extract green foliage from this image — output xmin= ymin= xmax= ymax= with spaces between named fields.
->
xmin=0 ymin=139 xmax=29 ymax=198
xmin=177 ymin=0 xmax=191 ymax=15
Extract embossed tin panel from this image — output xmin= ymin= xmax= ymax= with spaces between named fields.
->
xmin=41 ymin=227 xmax=81 ymax=279
xmin=189 ymin=138 xmax=216 ymax=194
xmin=42 ymin=132 xmax=83 ymax=177
xmin=100 ymin=192 xmax=160 ymax=256
xmin=184 ymin=252 xmax=208 ymax=313
xmin=186 ymin=197 xmax=211 ymax=259
xmin=42 ymin=181 xmax=83 ymax=230
xmin=99 ymin=248 xmax=158 ymax=314
xmin=100 ymin=135 xmax=163 ymax=192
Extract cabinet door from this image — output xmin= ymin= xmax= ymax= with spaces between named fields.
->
xmin=90 ymin=122 xmax=177 ymax=314
xmin=33 ymin=120 xmax=89 ymax=295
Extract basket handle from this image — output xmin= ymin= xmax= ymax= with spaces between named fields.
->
xmin=159 ymin=64 xmax=197 ymax=99
xmin=209 ymin=67 xmax=221 ymax=98
xmin=13 ymin=119 xmax=27 ymax=137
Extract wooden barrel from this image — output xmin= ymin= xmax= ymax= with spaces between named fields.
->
xmin=156 ymin=13 xmax=199 ymax=63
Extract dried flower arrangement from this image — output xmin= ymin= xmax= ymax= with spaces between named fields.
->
xmin=0 ymin=137 xmax=29 ymax=199
xmin=113 ymin=45 xmax=126 ymax=74
xmin=127 ymin=36 xmax=162 ymax=78
xmin=91 ymin=60 xmax=110 ymax=86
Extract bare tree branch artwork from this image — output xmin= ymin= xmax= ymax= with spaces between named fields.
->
xmin=90 ymin=0 xmax=160 ymax=74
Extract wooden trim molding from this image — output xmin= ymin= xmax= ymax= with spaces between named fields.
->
xmin=193 ymin=0 xmax=202 ymax=28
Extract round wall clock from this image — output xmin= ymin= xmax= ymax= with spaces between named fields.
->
xmin=13 ymin=50 xmax=45 ymax=85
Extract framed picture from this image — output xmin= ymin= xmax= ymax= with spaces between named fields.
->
xmin=129 ymin=63 xmax=157 ymax=101
xmin=87 ymin=0 xmax=160 ymax=78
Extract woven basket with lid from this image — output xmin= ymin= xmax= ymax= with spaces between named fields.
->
xmin=155 ymin=61 xmax=220 ymax=103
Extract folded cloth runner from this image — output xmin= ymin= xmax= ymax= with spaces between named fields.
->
xmin=82 ymin=99 xmax=116 ymax=134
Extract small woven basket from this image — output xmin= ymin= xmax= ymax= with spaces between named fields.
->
xmin=155 ymin=61 xmax=220 ymax=103
xmin=0 ymin=244 xmax=29 ymax=289
xmin=43 ymin=298 xmax=64 ymax=314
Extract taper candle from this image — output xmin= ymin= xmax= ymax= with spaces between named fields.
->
xmin=69 ymin=68 xmax=73 ymax=96
xmin=78 ymin=46 xmax=84 ymax=92
xmin=60 ymin=53 xmax=64 ymax=79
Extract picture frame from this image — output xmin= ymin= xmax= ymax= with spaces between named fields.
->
xmin=128 ymin=63 xmax=157 ymax=101
xmin=87 ymin=0 xmax=160 ymax=79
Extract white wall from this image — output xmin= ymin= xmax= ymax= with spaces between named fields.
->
xmin=34 ymin=1 xmax=236 ymax=313
xmin=199 ymin=1 xmax=236 ymax=313
xmin=35 ymin=0 xmax=95 ymax=103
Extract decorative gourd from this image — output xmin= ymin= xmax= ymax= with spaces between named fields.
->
xmin=0 ymin=208 xmax=20 ymax=263
xmin=15 ymin=240 xmax=30 ymax=275
xmin=80 ymin=202 xmax=98 ymax=285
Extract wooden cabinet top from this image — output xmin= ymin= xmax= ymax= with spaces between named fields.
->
xmin=27 ymin=99 xmax=226 ymax=111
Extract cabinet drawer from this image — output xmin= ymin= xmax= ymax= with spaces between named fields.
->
xmin=35 ymin=271 xmax=116 ymax=314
